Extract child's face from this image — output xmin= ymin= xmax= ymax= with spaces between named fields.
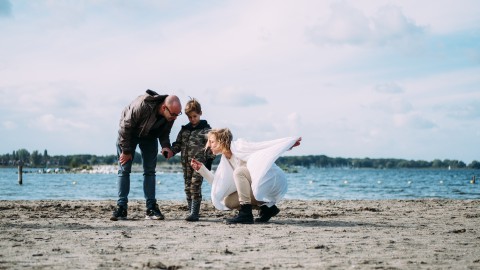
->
xmin=187 ymin=112 xmax=201 ymax=126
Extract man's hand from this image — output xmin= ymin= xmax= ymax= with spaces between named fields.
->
xmin=161 ymin=148 xmax=174 ymax=159
xmin=119 ymin=153 xmax=132 ymax=165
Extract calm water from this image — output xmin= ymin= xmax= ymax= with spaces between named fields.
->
xmin=1 ymin=167 xmax=478 ymax=200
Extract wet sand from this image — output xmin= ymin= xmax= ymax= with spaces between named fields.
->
xmin=0 ymin=199 xmax=479 ymax=269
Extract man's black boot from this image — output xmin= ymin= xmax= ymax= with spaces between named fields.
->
xmin=110 ymin=205 xmax=127 ymax=221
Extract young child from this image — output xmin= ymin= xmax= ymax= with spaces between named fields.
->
xmin=171 ymin=98 xmax=214 ymax=221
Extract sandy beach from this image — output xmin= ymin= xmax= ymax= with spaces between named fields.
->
xmin=0 ymin=199 xmax=479 ymax=269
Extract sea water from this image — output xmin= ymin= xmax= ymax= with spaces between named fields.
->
xmin=0 ymin=167 xmax=478 ymax=200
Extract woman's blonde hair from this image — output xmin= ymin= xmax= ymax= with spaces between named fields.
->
xmin=206 ymin=128 xmax=233 ymax=153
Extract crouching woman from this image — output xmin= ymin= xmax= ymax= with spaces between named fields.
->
xmin=191 ymin=128 xmax=301 ymax=224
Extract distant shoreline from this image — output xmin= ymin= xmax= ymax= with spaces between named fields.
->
xmin=2 ymin=152 xmax=479 ymax=170
xmin=2 ymin=163 xmax=479 ymax=172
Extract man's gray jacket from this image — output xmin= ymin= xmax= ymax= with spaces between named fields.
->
xmin=117 ymin=89 xmax=174 ymax=155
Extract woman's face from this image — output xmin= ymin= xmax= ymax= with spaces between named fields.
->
xmin=208 ymin=135 xmax=223 ymax=155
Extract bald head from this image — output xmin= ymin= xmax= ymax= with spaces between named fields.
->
xmin=160 ymin=95 xmax=182 ymax=121
xmin=166 ymin=95 xmax=181 ymax=112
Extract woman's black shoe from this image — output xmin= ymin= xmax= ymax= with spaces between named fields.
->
xmin=254 ymin=205 xmax=280 ymax=223
xmin=225 ymin=204 xmax=254 ymax=224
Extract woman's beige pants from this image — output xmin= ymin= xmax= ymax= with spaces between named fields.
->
xmin=223 ymin=166 xmax=261 ymax=209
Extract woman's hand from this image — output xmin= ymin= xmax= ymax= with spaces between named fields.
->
xmin=290 ymin=137 xmax=302 ymax=150
xmin=191 ymin=158 xmax=203 ymax=171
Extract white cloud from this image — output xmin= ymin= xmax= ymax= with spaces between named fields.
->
xmin=393 ymin=113 xmax=436 ymax=130
xmin=0 ymin=83 xmax=87 ymax=128
xmin=307 ymin=3 xmax=426 ymax=47
xmin=30 ymin=114 xmax=90 ymax=132
xmin=371 ymin=5 xmax=425 ymax=44
xmin=207 ymin=87 xmax=267 ymax=107
xmin=396 ymin=0 xmax=480 ymax=34
xmin=370 ymin=97 xmax=413 ymax=114
xmin=307 ymin=2 xmax=371 ymax=46
xmin=374 ymin=82 xmax=404 ymax=94
xmin=441 ymin=102 xmax=480 ymax=120
xmin=286 ymin=112 xmax=302 ymax=136
xmin=2 ymin=120 xmax=16 ymax=130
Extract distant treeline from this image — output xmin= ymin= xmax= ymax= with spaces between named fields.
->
xmin=0 ymin=149 xmax=189 ymax=169
xmin=1 ymin=149 xmax=479 ymax=169
xmin=277 ymin=155 xmax=480 ymax=169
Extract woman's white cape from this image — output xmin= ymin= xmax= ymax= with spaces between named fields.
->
xmin=211 ymin=136 xmax=299 ymax=210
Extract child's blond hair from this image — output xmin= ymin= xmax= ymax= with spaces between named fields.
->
xmin=184 ymin=98 xmax=202 ymax=115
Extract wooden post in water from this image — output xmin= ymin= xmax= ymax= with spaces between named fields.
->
xmin=18 ymin=160 xmax=24 ymax=185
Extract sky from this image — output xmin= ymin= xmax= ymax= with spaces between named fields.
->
xmin=0 ymin=0 xmax=479 ymax=163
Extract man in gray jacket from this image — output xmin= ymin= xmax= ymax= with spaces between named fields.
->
xmin=111 ymin=89 xmax=182 ymax=221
